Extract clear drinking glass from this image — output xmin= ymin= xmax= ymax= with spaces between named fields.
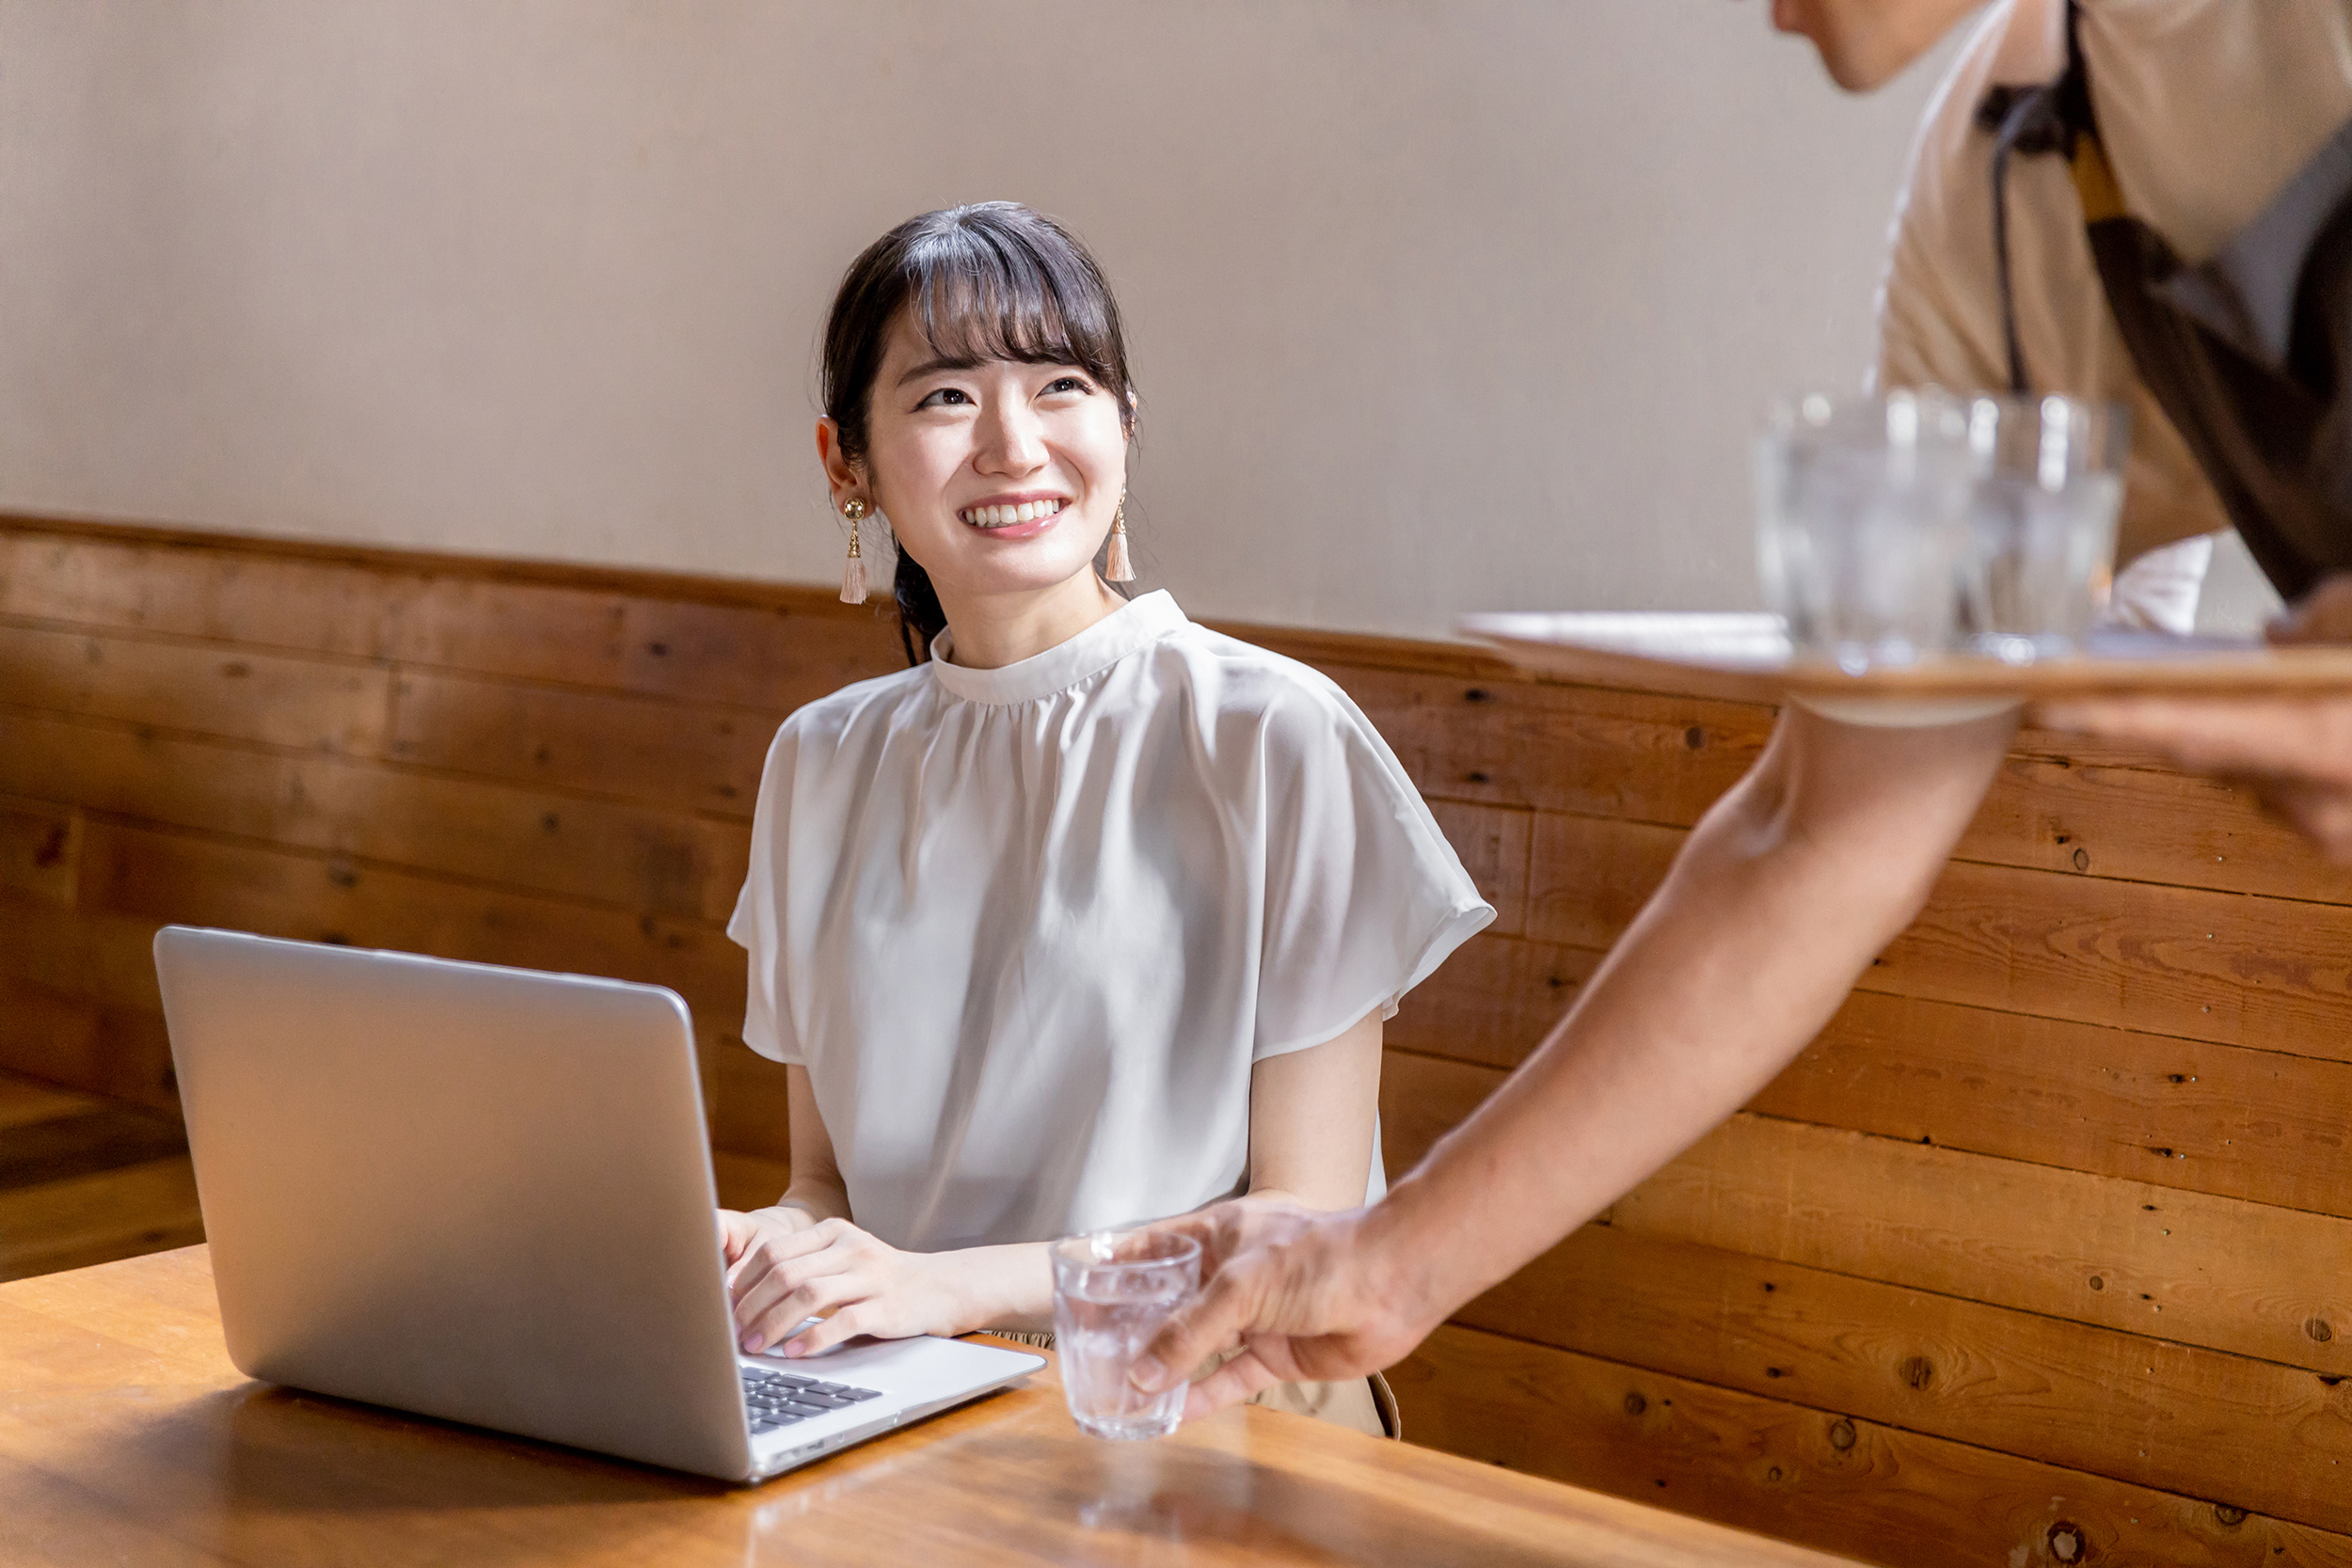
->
xmin=1954 ymin=395 xmax=2128 ymax=661
xmin=1049 ymin=1228 xmax=1200 ymax=1441
xmin=1756 ymin=390 xmax=2128 ymax=668
xmin=1755 ymin=389 xmax=1978 ymax=671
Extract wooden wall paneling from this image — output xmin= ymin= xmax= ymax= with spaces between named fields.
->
xmin=1457 ymin=1223 xmax=2352 ymax=1529
xmin=0 ymin=897 xmax=167 ymax=1018
xmin=1754 ymin=990 xmax=2352 ymax=1216
xmin=75 ymin=821 xmax=747 ymax=1021
xmin=1379 ymin=1049 xmax=1503 ymax=1179
xmin=0 ymin=980 xmax=104 ymax=1098
xmin=387 ymin=671 xmax=783 ymax=818
xmin=1422 ymin=801 xmax=1534 ymax=937
xmin=0 ymin=531 xmax=398 ymax=661
xmin=707 ymin=1044 xmax=792 ymax=1163
xmin=0 ymin=796 xmax=79 ymax=906
xmin=0 ymin=710 xmax=752 ymax=923
xmin=1963 ymin=749 xmax=2352 ymax=904
xmin=1608 ymin=1111 xmax=2352 ymax=1374
xmin=0 ymin=621 xmax=390 ymax=758
xmin=1385 ymin=937 xmax=1599 ymax=1069
xmin=0 ymin=522 xmax=910 ymax=705
xmin=0 ymin=1158 xmax=203 ymax=1281
xmin=1311 ymin=663 xmax=1772 ymax=822
xmin=1874 ymin=859 xmax=2352 ymax=1060
xmin=1391 ymin=962 xmax=2352 ymax=1217
xmin=1392 ymin=1325 xmax=2352 ymax=1568
xmin=1525 ymin=810 xmax=2352 ymax=1062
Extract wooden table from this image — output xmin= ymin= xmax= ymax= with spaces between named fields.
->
xmin=1 ymin=1249 xmax=1861 ymax=1566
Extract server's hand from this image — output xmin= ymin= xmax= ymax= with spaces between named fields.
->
xmin=1129 ymin=1196 xmax=1441 ymax=1418
xmin=2037 ymin=574 xmax=2352 ymax=859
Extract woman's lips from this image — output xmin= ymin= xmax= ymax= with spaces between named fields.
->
xmin=958 ymin=497 xmax=1067 ymax=540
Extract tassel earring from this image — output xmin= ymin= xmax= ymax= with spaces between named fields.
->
xmin=839 ymin=497 xmax=869 ymax=605
xmin=1104 ymin=489 xmax=1135 ymax=583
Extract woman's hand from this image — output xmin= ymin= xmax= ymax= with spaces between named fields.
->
xmin=723 ymin=1213 xmax=986 ymax=1357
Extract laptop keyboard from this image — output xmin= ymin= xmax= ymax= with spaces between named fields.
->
xmin=740 ymin=1365 xmax=885 ymax=1435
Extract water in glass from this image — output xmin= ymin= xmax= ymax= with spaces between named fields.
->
xmin=1050 ymin=1229 xmax=1200 ymax=1441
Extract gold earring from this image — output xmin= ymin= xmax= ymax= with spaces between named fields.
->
xmin=839 ymin=497 xmax=869 ymax=605
xmin=1104 ymin=489 xmax=1135 ymax=583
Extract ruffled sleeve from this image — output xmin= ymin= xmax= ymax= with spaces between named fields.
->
xmin=726 ymin=723 xmax=803 ymax=1066
xmin=1248 ymin=673 xmax=1494 ymax=1059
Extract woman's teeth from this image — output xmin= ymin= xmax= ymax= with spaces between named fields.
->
xmin=961 ymin=499 xmax=1064 ymax=529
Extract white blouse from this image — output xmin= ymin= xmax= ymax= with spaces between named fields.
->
xmin=727 ymin=591 xmax=1492 ymax=1253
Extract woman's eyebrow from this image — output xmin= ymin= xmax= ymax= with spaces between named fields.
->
xmin=894 ymin=354 xmax=984 ymax=387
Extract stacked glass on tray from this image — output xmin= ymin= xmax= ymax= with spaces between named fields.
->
xmin=1756 ymin=389 xmax=2129 ymax=668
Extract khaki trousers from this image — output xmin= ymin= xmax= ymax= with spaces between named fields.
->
xmin=982 ymin=1329 xmax=1397 ymax=1440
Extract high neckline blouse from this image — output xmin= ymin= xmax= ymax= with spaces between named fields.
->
xmin=928 ymin=590 xmax=1188 ymax=706
xmin=729 ymin=594 xmax=1492 ymax=1253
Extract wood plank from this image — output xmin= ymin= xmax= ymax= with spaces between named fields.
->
xmin=0 ymin=981 xmax=104 ymax=1100
xmin=1387 ymin=935 xmax=1597 ymax=1069
xmin=1394 ymin=1324 xmax=2352 ymax=1568
xmin=387 ymin=670 xmax=782 ymax=818
xmin=1525 ymin=811 xmax=2352 ymax=1061
xmin=1392 ymin=960 xmax=2352 ymax=1213
xmin=1963 ymin=748 xmax=2352 ymax=905
xmin=1425 ymin=800 xmax=1533 ymax=938
xmin=1458 ymin=1223 xmax=2352 ymax=1530
xmin=1607 ymin=1112 xmax=2352 ymax=1375
xmin=1380 ymin=1048 xmax=1502 ymax=1179
xmin=707 ymin=1039 xmax=793 ymax=1162
xmin=712 ymin=1151 xmax=792 ymax=1212
xmin=0 ymin=971 xmax=176 ymax=1113
xmin=0 ymin=525 xmax=907 ymax=705
xmin=0 ymin=1073 xmax=101 ymax=1132
xmin=1325 ymin=664 xmax=1772 ymax=822
xmin=0 ymin=795 xmax=77 ymax=905
xmin=0 ymin=620 xmax=390 ymax=756
xmin=0 ymin=528 xmax=397 ymax=660
xmin=0 ymin=708 xmax=751 ymax=922
xmin=0 ymin=1157 xmax=202 ymax=1281
xmin=0 ymin=1109 xmax=187 ymax=1193
xmin=1754 ymin=990 xmax=2352 ymax=1216
xmin=75 ymin=822 xmax=748 ymax=1022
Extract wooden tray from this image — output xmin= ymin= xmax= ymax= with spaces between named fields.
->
xmin=1454 ymin=612 xmax=2352 ymax=702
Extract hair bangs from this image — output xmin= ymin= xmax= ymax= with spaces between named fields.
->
xmin=899 ymin=218 xmax=1122 ymax=389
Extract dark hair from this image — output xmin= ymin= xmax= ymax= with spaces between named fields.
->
xmin=820 ymin=202 xmax=1137 ymax=664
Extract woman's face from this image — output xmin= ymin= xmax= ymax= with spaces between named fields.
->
xmin=830 ymin=309 xmax=1128 ymax=609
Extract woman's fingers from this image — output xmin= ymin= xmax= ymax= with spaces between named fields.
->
xmin=777 ymin=1302 xmax=873 ymax=1358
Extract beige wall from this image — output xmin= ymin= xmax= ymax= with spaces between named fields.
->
xmin=0 ymin=1 xmax=1967 ymax=638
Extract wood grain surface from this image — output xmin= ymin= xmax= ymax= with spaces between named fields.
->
xmin=0 ymin=1247 xmax=1864 ymax=1568
xmin=8 ymin=513 xmax=2352 ymax=1565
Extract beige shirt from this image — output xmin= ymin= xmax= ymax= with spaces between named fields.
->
xmin=1876 ymin=0 xmax=2352 ymax=626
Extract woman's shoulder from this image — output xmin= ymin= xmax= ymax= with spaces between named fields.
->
xmin=767 ymin=661 xmax=935 ymax=755
xmin=1154 ymin=623 xmax=1360 ymax=723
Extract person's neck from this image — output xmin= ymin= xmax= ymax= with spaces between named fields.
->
xmin=936 ymin=571 xmax=1130 ymax=671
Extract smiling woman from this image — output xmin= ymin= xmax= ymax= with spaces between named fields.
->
xmin=815 ymin=203 xmax=1139 ymax=668
xmin=714 ymin=201 xmax=1494 ymax=1438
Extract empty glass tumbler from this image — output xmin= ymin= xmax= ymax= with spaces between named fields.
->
xmin=1756 ymin=390 xmax=2127 ymax=667
xmin=1049 ymin=1228 xmax=1200 ymax=1441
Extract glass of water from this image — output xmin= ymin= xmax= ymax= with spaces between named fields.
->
xmin=1755 ymin=388 xmax=1979 ymax=670
xmin=1049 ymin=1228 xmax=1200 ymax=1441
xmin=1954 ymin=394 xmax=2127 ymax=661
xmin=1756 ymin=389 xmax=2128 ymax=668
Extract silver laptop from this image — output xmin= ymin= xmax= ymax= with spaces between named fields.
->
xmin=151 ymin=926 xmax=1043 ymax=1482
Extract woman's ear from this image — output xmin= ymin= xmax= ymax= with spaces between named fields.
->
xmin=816 ymin=419 xmax=863 ymax=505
